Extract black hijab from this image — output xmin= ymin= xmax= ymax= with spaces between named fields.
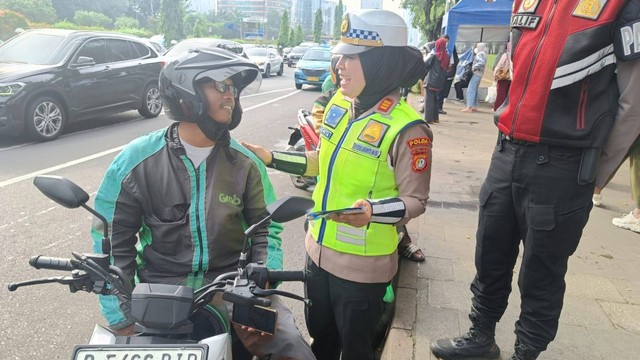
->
xmin=354 ymin=46 xmax=425 ymax=117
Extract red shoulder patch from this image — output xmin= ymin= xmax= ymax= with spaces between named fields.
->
xmin=407 ymin=137 xmax=431 ymax=148
xmin=377 ymin=97 xmax=394 ymax=113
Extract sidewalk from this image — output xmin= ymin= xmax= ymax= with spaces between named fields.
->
xmin=381 ymin=94 xmax=640 ymax=360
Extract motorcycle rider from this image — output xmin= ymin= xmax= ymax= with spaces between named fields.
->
xmin=91 ymin=48 xmax=315 ymax=360
xmin=243 ymin=9 xmax=431 ymax=359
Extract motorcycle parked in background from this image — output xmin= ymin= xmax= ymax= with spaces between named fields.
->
xmin=8 ymin=175 xmax=314 ymax=360
xmin=286 ymin=109 xmax=319 ymax=191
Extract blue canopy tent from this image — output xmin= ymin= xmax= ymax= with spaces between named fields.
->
xmin=442 ymin=0 xmax=514 ymax=54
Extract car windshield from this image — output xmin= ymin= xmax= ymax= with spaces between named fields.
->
xmin=246 ymin=48 xmax=268 ymax=57
xmin=290 ymin=46 xmax=307 ymax=55
xmin=0 ymin=33 xmax=67 ymax=65
xmin=302 ymin=49 xmax=331 ymax=62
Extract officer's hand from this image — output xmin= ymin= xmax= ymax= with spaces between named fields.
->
xmin=241 ymin=141 xmax=273 ymax=165
xmin=232 ymin=322 xmax=273 ymax=356
xmin=329 ymin=199 xmax=372 ymax=228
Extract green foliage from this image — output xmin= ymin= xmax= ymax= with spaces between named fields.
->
xmin=159 ymin=0 xmax=185 ymax=42
xmin=333 ymin=0 xmax=344 ymax=40
xmin=277 ymin=10 xmax=290 ymax=48
xmin=192 ymin=18 xmax=207 ymax=37
xmin=401 ymin=0 xmax=449 ymax=41
xmin=294 ymin=24 xmax=303 ymax=46
xmin=117 ymin=27 xmax=152 ymax=38
xmin=288 ymin=28 xmax=295 ymax=47
xmin=265 ymin=10 xmax=280 ymax=41
xmin=74 ymin=10 xmax=113 ymax=29
xmin=313 ymin=9 xmax=322 ymax=43
xmin=114 ymin=16 xmax=139 ymax=30
xmin=0 ymin=0 xmax=56 ymax=23
xmin=0 ymin=10 xmax=29 ymax=41
xmin=185 ymin=13 xmax=212 ymax=37
xmin=51 ymin=20 xmax=104 ymax=31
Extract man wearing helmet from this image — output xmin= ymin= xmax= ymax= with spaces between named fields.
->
xmin=244 ymin=9 xmax=432 ymax=360
xmin=91 ymin=48 xmax=315 ymax=360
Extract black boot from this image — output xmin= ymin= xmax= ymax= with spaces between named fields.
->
xmin=508 ymin=339 xmax=541 ymax=360
xmin=430 ymin=308 xmax=500 ymax=359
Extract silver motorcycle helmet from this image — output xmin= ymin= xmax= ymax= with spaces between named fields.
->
xmin=159 ymin=48 xmax=261 ymax=132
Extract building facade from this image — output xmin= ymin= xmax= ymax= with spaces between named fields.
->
xmin=217 ymin=0 xmax=292 ymax=20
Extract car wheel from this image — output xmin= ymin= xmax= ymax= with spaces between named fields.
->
xmin=264 ymin=65 xmax=271 ymax=78
xmin=277 ymin=63 xmax=283 ymax=76
xmin=295 ymin=83 xmax=302 ymax=90
xmin=26 ymin=96 xmax=66 ymax=141
xmin=138 ymin=83 xmax=163 ymax=118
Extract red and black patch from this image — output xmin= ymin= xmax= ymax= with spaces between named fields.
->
xmin=411 ymin=152 xmax=429 ymax=173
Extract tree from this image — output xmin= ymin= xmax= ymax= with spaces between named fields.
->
xmin=114 ymin=16 xmax=139 ymax=29
xmin=333 ymin=0 xmax=344 ymax=40
xmin=313 ymin=9 xmax=322 ymax=43
xmin=74 ymin=10 xmax=113 ymax=28
xmin=266 ymin=9 xmax=280 ymax=41
xmin=401 ymin=0 xmax=449 ymax=41
xmin=0 ymin=0 xmax=56 ymax=23
xmin=294 ymin=24 xmax=303 ymax=45
xmin=0 ymin=10 xmax=28 ymax=40
xmin=159 ymin=0 xmax=185 ymax=43
xmin=278 ymin=10 xmax=290 ymax=48
xmin=288 ymin=28 xmax=295 ymax=47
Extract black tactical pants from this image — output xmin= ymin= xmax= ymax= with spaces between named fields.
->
xmin=470 ymin=135 xmax=594 ymax=351
xmin=304 ymin=256 xmax=387 ymax=360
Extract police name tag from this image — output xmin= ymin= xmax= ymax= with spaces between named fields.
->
xmin=511 ymin=14 xmax=541 ymax=29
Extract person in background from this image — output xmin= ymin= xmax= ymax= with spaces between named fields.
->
xmin=437 ymin=45 xmax=459 ymax=115
xmin=431 ymin=1 xmax=640 ymax=359
xmin=461 ymin=42 xmax=486 ymax=113
xmin=423 ymin=37 xmax=450 ymax=124
xmin=493 ymin=42 xmax=512 ymax=111
xmin=243 ymin=9 xmax=431 ymax=359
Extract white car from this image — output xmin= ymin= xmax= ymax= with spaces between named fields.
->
xmin=245 ymin=47 xmax=283 ymax=78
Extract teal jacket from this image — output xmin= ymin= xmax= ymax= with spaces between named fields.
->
xmin=91 ymin=123 xmax=283 ymax=329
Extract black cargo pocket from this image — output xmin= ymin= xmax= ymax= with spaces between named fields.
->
xmin=144 ymin=204 xmax=190 ymax=256
xmin=529 ymin=202 xmax=589 ymax=256
xmin=478 ymin=184 xmax=492 ymax=208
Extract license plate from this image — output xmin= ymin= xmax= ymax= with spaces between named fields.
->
xmin=307 ymin=76 xmax=319 ymax=82
xmin=73 ymin=346 xmax=205 ymax=360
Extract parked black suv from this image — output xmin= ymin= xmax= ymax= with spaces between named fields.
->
xmin=0 ymin=29 xmax=164 ymax=141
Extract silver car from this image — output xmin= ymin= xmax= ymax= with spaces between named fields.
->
xmin=245 ymin=47 xmax=284 ymax=78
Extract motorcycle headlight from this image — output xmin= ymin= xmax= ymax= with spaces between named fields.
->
xmin=0 ymin=82 xmax=25 ymax=97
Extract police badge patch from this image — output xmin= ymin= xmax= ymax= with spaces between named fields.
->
xmin=357 ymin=120 xmax=389 ymax=148
xmin=324 ymin=104 xmax=348 ymax=128
xmin=572 ymin=0 xmax=608 ymax=20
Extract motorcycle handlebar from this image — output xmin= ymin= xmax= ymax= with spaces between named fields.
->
xmin=29 ymin=255 xmax=75 ymax=271
xmin=269 ymin=270 xmax=306 ymax=283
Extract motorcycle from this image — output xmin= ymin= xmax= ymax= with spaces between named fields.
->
xmin=8 ymin=175 xmax=314 ymax=360
xmin=286 ymin=109 xmax=319 ymax=191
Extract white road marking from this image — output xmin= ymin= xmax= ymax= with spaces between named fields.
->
xmin=0 ymin=91 xmax=301 ymax=188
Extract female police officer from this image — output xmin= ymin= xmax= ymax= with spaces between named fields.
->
xmin=243 ymin=9 xmax=432 ymax=360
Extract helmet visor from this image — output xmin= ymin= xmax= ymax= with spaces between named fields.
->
xmin=195 ymin=66 xmax=262 ymax=96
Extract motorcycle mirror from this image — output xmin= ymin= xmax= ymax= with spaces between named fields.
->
xmin=34 ymin=175 xmax=89 ymax=208
xmin=239 ymin=196 xmax=314 ymax=268
xmin=33 ymin=175 xmax=112 ymax=254
xmin=267 ymin=196 xmax=315 ymax=223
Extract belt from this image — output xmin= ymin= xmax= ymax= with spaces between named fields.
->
xmin=500 ymin=133 xmax=535 ymax=145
